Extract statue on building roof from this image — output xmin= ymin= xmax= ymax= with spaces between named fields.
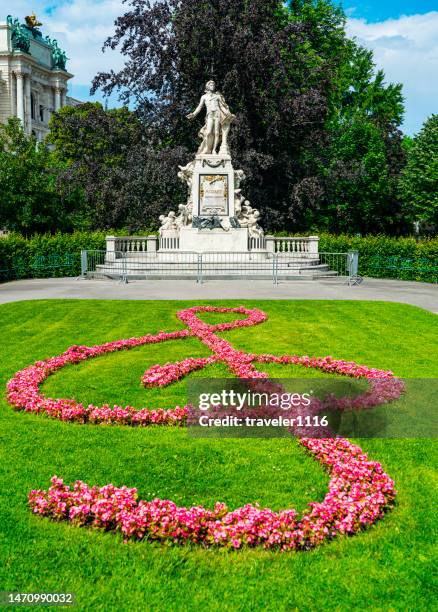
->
xmin=44 ymin=36 xmax=69 ymax=70
xmin=6 ymin=15 xmax=31 ymax=53
xmin=23 ymin=13 xmax=43 ymax=40
xmin=52 ymin=44 xmax=68 ymax=70
xmin=25 ymin=13 xmax=43 ymax=29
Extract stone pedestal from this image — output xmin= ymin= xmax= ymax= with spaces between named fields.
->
xmin=106 ymin=235 xmax=116 ymax=261
xmin=265 ymin=235 xmax=275 ymax=253
xmin=179 ymin=226 xmax=248 ymax=253
xmin=147 ymin=235 xmax=158 ymax=252
xmin=308 ymin=236 xmax=320 ymax=255
xmin=191 ymin=154 xmax=235 ymax=218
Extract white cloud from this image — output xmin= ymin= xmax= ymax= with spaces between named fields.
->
xmin=4 ymin=3 xmax=437 ymax=132
xmin=3 ymin=0 xmax=125 ymax=94
xmin=346 ymin=12 xmax=438 ymax=135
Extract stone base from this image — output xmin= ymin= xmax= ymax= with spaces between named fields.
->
xmin=192 ymin=154 xmax=235 ymax=218
xmin=179 ymin=226 xmax=249 ymax=253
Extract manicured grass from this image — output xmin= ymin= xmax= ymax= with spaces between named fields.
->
xmin=0 ymin=299 xmax=437 ymax=611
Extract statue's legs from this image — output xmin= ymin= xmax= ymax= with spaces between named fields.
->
xmin=220 ymin=122 xmax=230 ymax=155
xmin=213 ymin=116 xmax=221 ymax=154
xmin=205 ymin=115 xmax=215 ymax=154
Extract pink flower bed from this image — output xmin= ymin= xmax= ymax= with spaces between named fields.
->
xmin=7 ymin=306 xmax=403 ymax=425
xmin=29 ymin=437 xmax=396 ymax=550
xmin=7 ymin=306 xmax=403 ymax=550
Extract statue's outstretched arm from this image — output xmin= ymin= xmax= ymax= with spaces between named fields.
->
xmin=187 ymin=96 xmax=205 ymax=120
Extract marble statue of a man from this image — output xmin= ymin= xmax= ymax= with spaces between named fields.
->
xmin=187 ymin=80 xmax=235 ymax=156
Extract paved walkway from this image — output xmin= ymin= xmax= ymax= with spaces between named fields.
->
xmin=0 ymin=277 xmax=437 ymax=313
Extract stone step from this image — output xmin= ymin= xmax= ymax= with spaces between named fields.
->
xmin=92 ymin=262 xmax=340 ymax=280
xmin=97 ymin=258 xmax=324 ymax=269
xmin=95 ymin=262 xmax=333 ymax=273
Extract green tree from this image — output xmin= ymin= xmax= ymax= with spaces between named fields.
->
xmin=317 ymin=42 xmax=407 ymax=234
xmin=91 ymin=0 xmax=357 ymax=230
xmin=88 ymin=0 xmax=407 ymax=234
xmin=48 ymin=103 xmax=141 ymax=166
xmin=0 ymin=118 xmax=81 ymax=235
xmin=399 ymin=115 xmax=438 ymax=229
xmin=48 ymin=103 xmax=185 ymax=231
xmin=322 ymin=119 xmax=405 ymax=234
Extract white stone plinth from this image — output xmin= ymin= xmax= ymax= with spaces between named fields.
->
xmin=192 ymin=154 xmax=235 ymax=218
xmin=179 ymin=227 xmax=249 ymax=252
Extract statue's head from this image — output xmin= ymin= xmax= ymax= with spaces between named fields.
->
xmin=205 ymin=80 xmax=216 ymax=92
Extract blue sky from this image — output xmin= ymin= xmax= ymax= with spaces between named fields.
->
xmin=341 ymin=1 xmax=438 ymax=21
xmin=4 ymin=1 xmax=437 ymax=135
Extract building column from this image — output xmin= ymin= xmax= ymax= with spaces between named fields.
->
xmin=11 ymin=73 xmax=17 ymax=117
xmin=24 ymin=74 xmax=32 ymax=134
xmin=35 ymin=89 xmax=40 ymax=122
xmin=54 ymin=86 xmax=62 ymax=111
xmin=43 ymin=87 xmax=51 ymax=122
xmin=15 ymin=73 xmax=25 ymax=125
xmin=61 ymin=88 xmax=66 ymax=108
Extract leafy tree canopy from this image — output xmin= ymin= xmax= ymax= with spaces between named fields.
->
xmin=87 ymin=0 xmax=406 ymax=233
xmin=399 ymin=114 xmax=438 ymax=229
xmin=48 ymin=103 xmax=186 ymax=231
xmin=0 ymin=118 xmax=81 ymax=236
xmin=0 ymin=1 xmax=389 ymax=235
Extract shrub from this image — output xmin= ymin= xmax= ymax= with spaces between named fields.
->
xmin=316 ymin=234 xmax=438 ymax=282
xmin=0 ymin=232 xmax=107 ymax=281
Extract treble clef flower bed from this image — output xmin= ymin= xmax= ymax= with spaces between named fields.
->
xmin=7 ymin=306 xmax=404 ymax=550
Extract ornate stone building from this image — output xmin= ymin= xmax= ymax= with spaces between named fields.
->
xmin=0 ymin=13 xmax=81 ymax=141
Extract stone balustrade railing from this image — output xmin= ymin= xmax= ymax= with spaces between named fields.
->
xmin=106 ymin=235 xmax=319 ymax=255
xmin=248 ymin=235 xmax=266 ymax=251
xmin=106 ymin=236 xmax=157 ymax=257
xmin=159 ymin=234 xmax=180 ymax=251
xmin=266 ymin=235 xmax=319 ymax=255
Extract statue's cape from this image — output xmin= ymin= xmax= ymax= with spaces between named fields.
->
xmin=216 ymin=93 xmax=235 ymax=125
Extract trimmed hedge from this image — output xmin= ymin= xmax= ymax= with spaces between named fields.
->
xmin=272 ymin=232 xmax=438 ymax=282
xmin=0 ymin=232 xmax=106 ymax=281
xmin=316 ymin=234 xmax=438 ymax=283
xmin=0 ymin=231 xmax=437 ymax=283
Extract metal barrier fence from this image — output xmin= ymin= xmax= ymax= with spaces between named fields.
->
xmin=273 ymin=252 xmax=358 ymax=284
xmin=199 ymin=252 xmax=275 ymax=281
xmin=81 ymin=250 xmax=200 ymax=282
xmin=81 ymin=250 xmax=359 ymax=284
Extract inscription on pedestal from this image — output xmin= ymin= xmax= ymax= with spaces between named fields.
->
xmin=199 ymin=174 xmax=228 ymax=216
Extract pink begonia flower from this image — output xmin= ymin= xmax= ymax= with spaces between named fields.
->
xmin=8 ymin=306 xmax=403 ymax=550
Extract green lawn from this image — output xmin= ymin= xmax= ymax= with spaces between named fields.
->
xmin=0 ymin=299 xmax=437 ymax=611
